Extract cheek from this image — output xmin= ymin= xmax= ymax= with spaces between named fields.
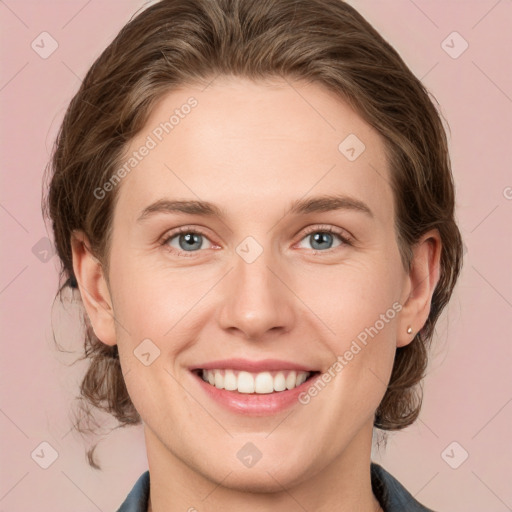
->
xmin=298 ymin=257 xmax=403 ymax=340
xmin=305 ymin=256 xmax=403 ymax=393
xmin=108 ymin=256 xmax=204 ymax=336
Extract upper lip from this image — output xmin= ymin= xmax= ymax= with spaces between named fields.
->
xmin=190 ymin=358 xmax=317 ymax=373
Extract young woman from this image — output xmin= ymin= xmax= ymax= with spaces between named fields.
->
xmin=43 ymin=0 xmax=463 ymax=510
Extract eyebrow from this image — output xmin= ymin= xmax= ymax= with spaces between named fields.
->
xmin=136 ymin=194 xmax=374 ymax=222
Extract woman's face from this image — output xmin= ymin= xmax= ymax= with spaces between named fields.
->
xmin=84 ymin=77 xmax=421 ymax=490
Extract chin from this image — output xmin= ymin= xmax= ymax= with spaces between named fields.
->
xmin=200 ymin=456 xmax=314 ymax=494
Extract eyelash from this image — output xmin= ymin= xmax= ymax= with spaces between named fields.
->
xmin=160 ymin=224 xmax=353 ymax=258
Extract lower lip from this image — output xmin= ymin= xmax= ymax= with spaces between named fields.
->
xmin=191 ymin=371 xmax=320 ymax=416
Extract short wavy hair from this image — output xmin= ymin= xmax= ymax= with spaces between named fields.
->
xmin=43 ymin=0 xmax=463 ymax=469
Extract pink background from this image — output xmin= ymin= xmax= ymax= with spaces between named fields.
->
xmin=1 ymin=0 xmax=511 ymax=510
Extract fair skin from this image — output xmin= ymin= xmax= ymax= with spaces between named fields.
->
xmin=71 ymin=77 xmax=441 ymax=512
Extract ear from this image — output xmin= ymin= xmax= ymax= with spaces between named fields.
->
xmin=396 ymin=229 xmax=442 ymax=348
xmin=70 ymin=230 xmax=117 ymax=346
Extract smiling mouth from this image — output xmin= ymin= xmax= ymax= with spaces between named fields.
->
xmin=192 ymin=369 xmax=320 ymax=394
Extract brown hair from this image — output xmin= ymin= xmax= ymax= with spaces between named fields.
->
xmin=43 ymin=0 xmax=463 ymax=469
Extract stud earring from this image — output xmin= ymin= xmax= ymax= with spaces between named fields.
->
xmin=407 ymin=326 xmax=413 ymax=334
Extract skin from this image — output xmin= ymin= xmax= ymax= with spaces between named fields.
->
xmin=71 ymin=76 xmax=441 ymax=512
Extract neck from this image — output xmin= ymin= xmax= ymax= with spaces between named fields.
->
xmin=144 ymin=421 xmax=382 ymax=512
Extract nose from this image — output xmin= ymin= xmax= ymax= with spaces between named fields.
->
xmin=217 ymin=248 xmax=296 ymax=341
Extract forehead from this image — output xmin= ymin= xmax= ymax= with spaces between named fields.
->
xmin=113 ymin=77 xmax=393 ymax=228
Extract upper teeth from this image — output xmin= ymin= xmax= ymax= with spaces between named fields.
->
xmin=201 ymin=369 xmax=310 ymax=394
